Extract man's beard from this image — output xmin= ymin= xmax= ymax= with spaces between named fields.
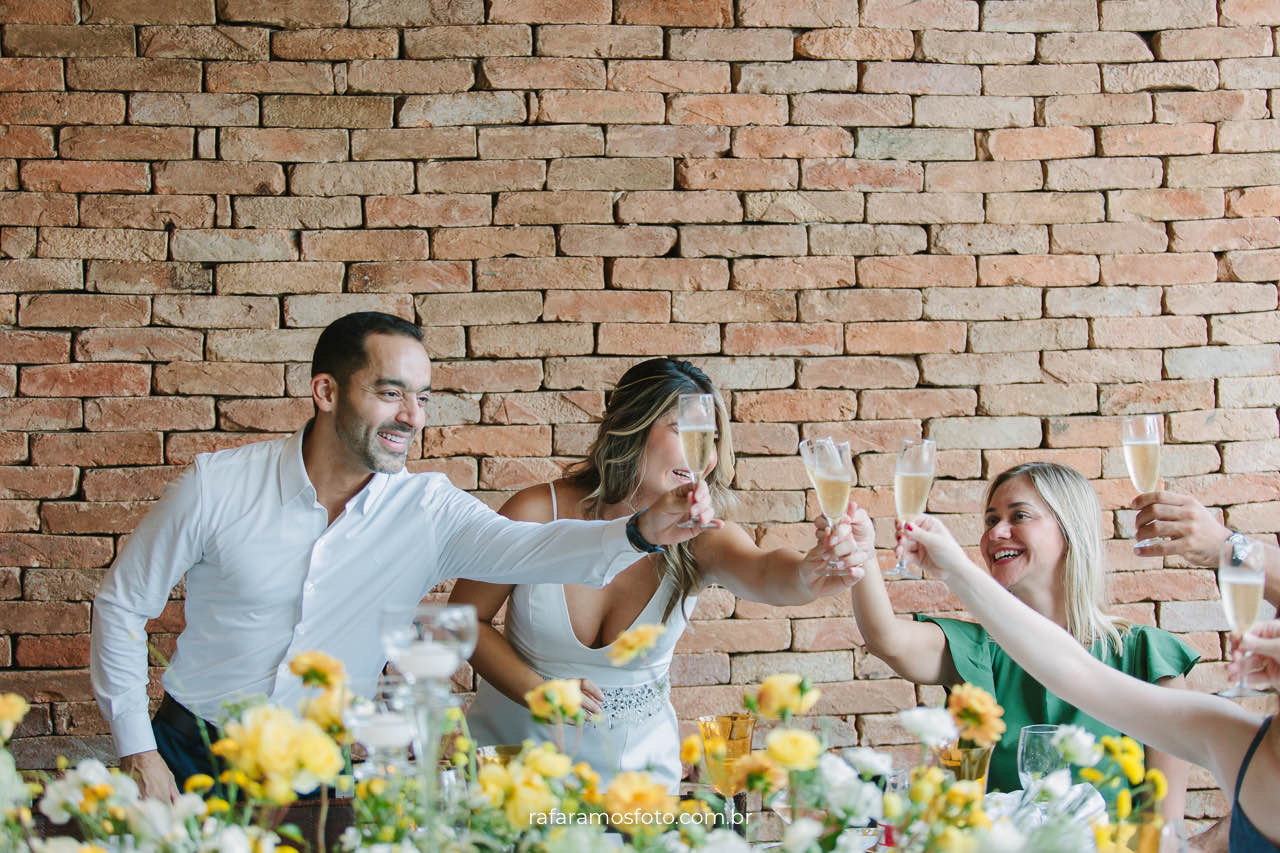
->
xmin=336 ymin=410 xmax=411 ymax=474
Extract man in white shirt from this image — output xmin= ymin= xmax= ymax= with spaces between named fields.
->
xmin=90 ymin=312 xmax=717 ymax=799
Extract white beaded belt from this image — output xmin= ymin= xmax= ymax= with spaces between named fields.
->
xmin=595 ymin=674 xmax=670 ymax=729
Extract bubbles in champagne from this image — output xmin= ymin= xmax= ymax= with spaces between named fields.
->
xmin=894 ymin=471 xmax=933 ymax=521
xmin=1122 ymin=439 xmax=1161 ymax=493
xmin=680 ymin=427 xmax=715 ymax=478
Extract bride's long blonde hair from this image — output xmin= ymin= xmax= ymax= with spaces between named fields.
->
xmin=566 ymin=358 xmax=735 ymax=622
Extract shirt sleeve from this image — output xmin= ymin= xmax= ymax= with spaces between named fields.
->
xmin=90 ymin=462 xmax=207 ymax=758
xmin=915 ymin=615 xmax=996 ymax=695
xmin=1117 ymin=625 xmax=1201 ymax=684
xmin=428 ymin=482 xmax=639 ymax=590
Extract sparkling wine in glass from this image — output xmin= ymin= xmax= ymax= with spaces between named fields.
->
xmin=1218 ymin=537 xmax=1266 ymax=698
xmin=1122 ymin=415 xmax=1163 ymax=548
xmin=677 ymin=393 xmax=717 ymax=529
xmin=698 ymin=713 xmax=754 ymax=834
xmin=1017 ymin=724 xmax=1064 ymax=810
xmin=886 ymin=438 xmax=936 ymax=579
xmin=800 ymin=438 xmax=856 ymax=575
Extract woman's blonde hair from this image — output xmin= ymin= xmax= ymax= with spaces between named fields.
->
xmin=986 ymin=462 xmax=1130 ymax=652
xmin=566 ymin=358 xmax=735 ymax=622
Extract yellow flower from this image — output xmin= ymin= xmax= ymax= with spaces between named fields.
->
xmin=0 ymin=693 xmax=30 ymax=741
xmin=1146 ymin=767 xmax=1168 ymax=801
xmin=1115 ymin=788 xmax=1132 ymax=821
xmin=1118 ymin=754 xmax=1145 ymax=786
xmin=751 ymin=674 xmax=820 ymax=721
xmin=296 ymin=722 xmax=344 ymax=783
xmin=477 ymin=762 xmax=512 ymax=807
xmin=945 ymin=780 xmax=983 ymax=810
xmin=289 ymin=650 xmax=346 ymax=688
xmin=934 ymin=825 xmax=976 ymax=853
xmin=300 ymin=686 xmax=349 ymax=739
xmin=883 ymin=791 xmax=904 ymax=821
xmin=524 ymin=679 xmax=583 ymax=722
xmin=205 ymin=797 xmax=231 ymax=815
xmin=504 ymin=766 xmax=557 ymax=827
xmin=1080 ymin=766 xmax=1105 ymax=784
xmin=525 ymin=743 xmax=572 ymax=779
xmin=946 ymin=683 xmax=1006 ymax=748
xmin=765 ymin=728 xmax=822 ymax=772
xmin=183 ymin=774 xmax=215 ymax=794
xmin=730 ymin=751 xmax=787 ymax=795
xmin=606 ymin=623 xmax=666 ymax=666
xmin=445 ymin=707 xmax=463 ymax=725
xmin=909 ymin=766 xmax=945 ymax=805
xmin=604 ymin=771 xmax=677 ymax=837
xmin=680 ymin=733 xmax=702 ymax=765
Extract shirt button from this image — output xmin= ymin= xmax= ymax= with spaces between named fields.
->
xmin=304 ymin=582 xmax=315 ymax=593
xmin=296 ymin=625 xmax=306 ymax=636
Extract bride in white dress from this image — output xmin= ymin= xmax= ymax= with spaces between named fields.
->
xmin=451 ymin=358 xmax=868 ymax=791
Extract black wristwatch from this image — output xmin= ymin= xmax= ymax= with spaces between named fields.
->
xmin=626 ymin=510 xmax=665 ymax=554
xmin=1226 ymin=530 xmax=1251 ymax=565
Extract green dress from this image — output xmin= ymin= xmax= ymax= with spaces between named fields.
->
xmin=916 ymin=615 xmax=1200 ymax=793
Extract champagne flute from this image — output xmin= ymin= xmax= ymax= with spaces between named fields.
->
xmin=1017 ymin=724 xmax=1064 ymax=812
xmin=1122 ymin=415 xmax=1163 ymax=549
xmin=799 ymin=437 xmax=855 ymax=575
xmin=697 ymin=713 xmax=754 ymax=834
xmin=886 ymin=438 xmax=935 ymax=579
xmin=677 ymin=393 xmax=717 ymax=529
xmin=1217 ymin=537 xmax=1266 ymax=698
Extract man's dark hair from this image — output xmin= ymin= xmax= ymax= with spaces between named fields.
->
xmin=311 ymin=312 xmax=425 ymax=386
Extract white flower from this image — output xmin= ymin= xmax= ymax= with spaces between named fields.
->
xmin=819 ymin=752 xmax=857 ymax=787
xmin=897 ymin=707 xmax=957 ymax=748
xmin=834 ymin=826 xmax=880 ymax=853
xmin=1051 ymin=725 xmax=1100 ymax=767
xmin=981 ymin=819 xmax=1027 ymax=853
xmin=1040 ymin=768 xmax=1073 ymax=801
xmin=0 ymin=750 xmax=28 ymax=813
xmin=826 ymin=778 xmax=884 ymax=825
xmin=841 ymin=747 xmax=894 ymax=780
xmin=699 ymin=829 xmax=754 ymax=853
xmin=783 ymin=817 xmax=825 ymax=853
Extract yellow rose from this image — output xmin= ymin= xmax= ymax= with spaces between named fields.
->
xmin=504 ymin=766 xmax=557 ymax=827
xmin=680 ymin=733 xmax=702 ymax=765
xmin=477 ymin=762 xmax=512 ymax=806
xmin=946 ymin=683 xmax=1006 ymax=748
xmin=296 ymin=722 xmax=344 ymax=783
xmin=751 ymin=674 xmax=820 ymax=721
xmin=289 ymin=650 xmax=347 ymax=688
xmin=764 ymin=728 xmax=822 ymax=772
xmin=606 ymin=624 xmax=666 ymax=666
xmin=525 ymin=743 xmax=572 ymax=779
xmin=730 ymin=751 xmax=787 ymax=795
xmin=604 ymin=771 xmax=677 ymax=837
xmin=524 ymin=679 xmax=583 ymax=722
xmin=301 ymin=686 xmax=349 ymax=739
xmin=0 ymin=693 xmax=30 ymax=741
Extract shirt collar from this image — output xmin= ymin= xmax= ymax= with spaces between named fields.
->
xmin=279 ymin=420 xmax=398 ymax=515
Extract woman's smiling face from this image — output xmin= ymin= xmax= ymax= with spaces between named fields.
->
xmin=980 ymin=474 xmax=1068 ymax=591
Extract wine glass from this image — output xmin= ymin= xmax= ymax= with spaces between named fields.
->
xmin=677 ymin=393 xmax=717 ymax=529
xmin=381 ymin=603 xmax=476 ymax=683
xmin=697 ymin=713 xmax=754 ymax=834
xmin=1017 ymin=724 xmax=1064 ymax=809
xmin=886 ymin=438 xmax=936 ymax=579
xmin=799 ymin=437 xmax=856 ymax=575
xmin=1122 ymin=415 xmax=1163 ymax=549
xmin=345 ymin=676 xmax=415 ymax=780
xmin=1217 ymin=537 xmax=1266 ymax=698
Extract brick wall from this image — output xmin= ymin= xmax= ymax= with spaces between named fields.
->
xmin=1 ymin=0 xmax=1279 ymax=828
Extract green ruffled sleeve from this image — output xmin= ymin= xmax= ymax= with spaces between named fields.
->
xmin=914 ymin=615 xmax=995 ymax=695
xmin=1115 ymin=624 xmax=1200 ymax=683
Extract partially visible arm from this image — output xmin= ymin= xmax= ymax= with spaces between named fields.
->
xmin=1191 ymin=817 xmax=1231 ymax=853
xmin=695 ymin=505 xmax=865 ymax=605
xmin=900 ymin=516 xmax=1263 ymax=787
xmin=1145 ymin=675 xmax=1189 ymax=823
xmin=91 ymin=463 xmax=205 ymax=796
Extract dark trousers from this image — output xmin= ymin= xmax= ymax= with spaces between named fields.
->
xmin=152 ymin=693 xmax=222 ymax=790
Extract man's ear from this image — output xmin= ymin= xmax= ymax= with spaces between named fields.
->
xmin=312 ymin=373 xmax=339 ymax=413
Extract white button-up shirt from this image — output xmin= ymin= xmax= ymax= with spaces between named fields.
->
xmin=91 ymin=426 xmax=640 ymax=758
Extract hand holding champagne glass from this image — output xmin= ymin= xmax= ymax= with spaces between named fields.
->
xmin=887 ymin=438 xmax=935 ymax=579
xmin=1218 ymin=536 xmax=1267 ymax=698
xmin=1122 ymin=415 xmax=1162 ymax=549
xmin=677 ymin=393 xmax=717 ymax=529
xmin=799 ymin=437 xmax=854 ymax=575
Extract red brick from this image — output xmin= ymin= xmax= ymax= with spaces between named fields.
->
xmin=677 ymin=159 xmax=796 ymax=192
xmin=32 ymin=432 xmax=162 ymax=466
xmin=1050 ymin=222 xmax=1167 ymax=254
xmin=0 ymin=127 xmax=54 ymax=159
xmin=468 ymin=324 xmax=592 ymax=358
xmin=1099 ymin=253 xmax=1217 ymax=285
xmin=1109 ymin=188 xmax=1224 ymax=222
xmin=1 ymin=329 xmax=70 ymax=363
xmin=612 ymin=257 xmax=726 ymax=291
xmin=730 ymin=127 xmax=850 ymax=159
xmin=0 ymin=92 xmax=125 ymax=126
xmin=153 ymin=362 xmax=281 ymax=396
xmin=75 ymin=327 xmax=204 ymax=361
xmin=0 ymin=191 xmax=74 ymax=226
xmin=1227 ymin=187 xmax=1280 ymax=218
xmin=1170 ymin=217 xmax=1280 ymax=252
xmin=535 ymin=24 xmax=660 ymax=58
xmin=489 ymin=0 xmax=608 ymax=22
xmin=799 ymin=290 xmax=919 ymax=323
xmin=1093 ymin=316 xmax=1207 ymax=349
xmin=1156 ymin=91 xmax=1270 ymax=124
xmin=273 ymin=27 xmax=397 ymax=59
xmin=1098 ymin=379 xmax=1216 ymax=416
xmin=431 ymin=225 xmax=552 ymax=259
xmin=536 ymin=90 xmax=665 ymax=124
xmin=546 ymin=157 xmax=673 ymax=190
xmin=597 ymin=322 xmax=719 ymax=355
xmin=0 ymin=466 xmax=78 ymax=501
xmin=1044 ymin=93 xmax=1152 ymax=125
xmin=0 ymin=602 xmax=90 ymax=634
xmin=543 ymin=290 xmax=668 ymax=322
xmin=801 ymin=159 xmax=921 ymax=193
xmin=1153 ymin=26 xmax=1273 ymax=59
xmin=139 ymin=24 xmax=269 ymax=58
xmin=21 ymin=161 xmax=146 ymax=195
xmin=19 ymin=293 xmax=149 ymax=328
xmin=723 ymin=323 xmax=841 ymax=356
xmin=793 ymin=27 xmax=912 ymax=60
xmin=431 ymin=360 xmax=542 ymax=392
xmin=216 ymin=398 xmax=311 ymax=432
xmin=0 ymin=399 xmax=80 ymax=434
xmin=812 ymin=224 xmax=927 ymax=256
xmin=479 ymin=392 xmax=604 ymax=425
xmin=0 ymin=57 xmax=61 ymax=90
xmin=0 ymin=0 xmax=77 ymax=23
xmin=353 ymin=127 xmax=475 ymax=160
xmin=605 ymin=125 xmax=728 ymax=157
xmin=0 ymin=500 xmax=37 ymax=530
xmin=40 ymin=500 xmax=152 ymax=534
xmin=259 ymin=94 xmax=392 ymax=128
xmin=846 ymin=321 xmax=966 ymax=355
xmin=469 ymin=258 xmax=596 ymax=293
xmin=422 ymin=425 xmax=551 ymax=456
xmin=681 ymin=224 xmax=807 ymax=258
xmin=669 ymin=28 xmax=793 ymax=61
xmin=477 ymin=126 xmax=601 ymax=160
xmin=152 ymin=161 xmax=283 ymax=196
xmin=19 ymin=362 xmax=150 ymax=397
xmin=1095 ymin=124 xmax=1214 ymax=158
xmin=559 ymin=224 xmax=675 ymax=257
xmin=616 ymin=190 xmax=740 ymax=224
xmin=1222 ymin=249 xmax=1280 ymax=281
xmin=606 ymin=59 xmax=729 ymax=94
xmin=982 ymin=126 xmax=1094 ymax=160
xmin=86 ymin=260 xmax=208 ymax=293
xmin=417 ymin=160 xmax=544 ymax=193
xmin=920 ymin=352 xmax=1041 ymax=385
xmin=3 ymin=23 xmax=135 ymax=56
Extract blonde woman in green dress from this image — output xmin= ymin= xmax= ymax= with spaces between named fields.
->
xmin=842 ymin=462 xmax=1197 ymax=822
